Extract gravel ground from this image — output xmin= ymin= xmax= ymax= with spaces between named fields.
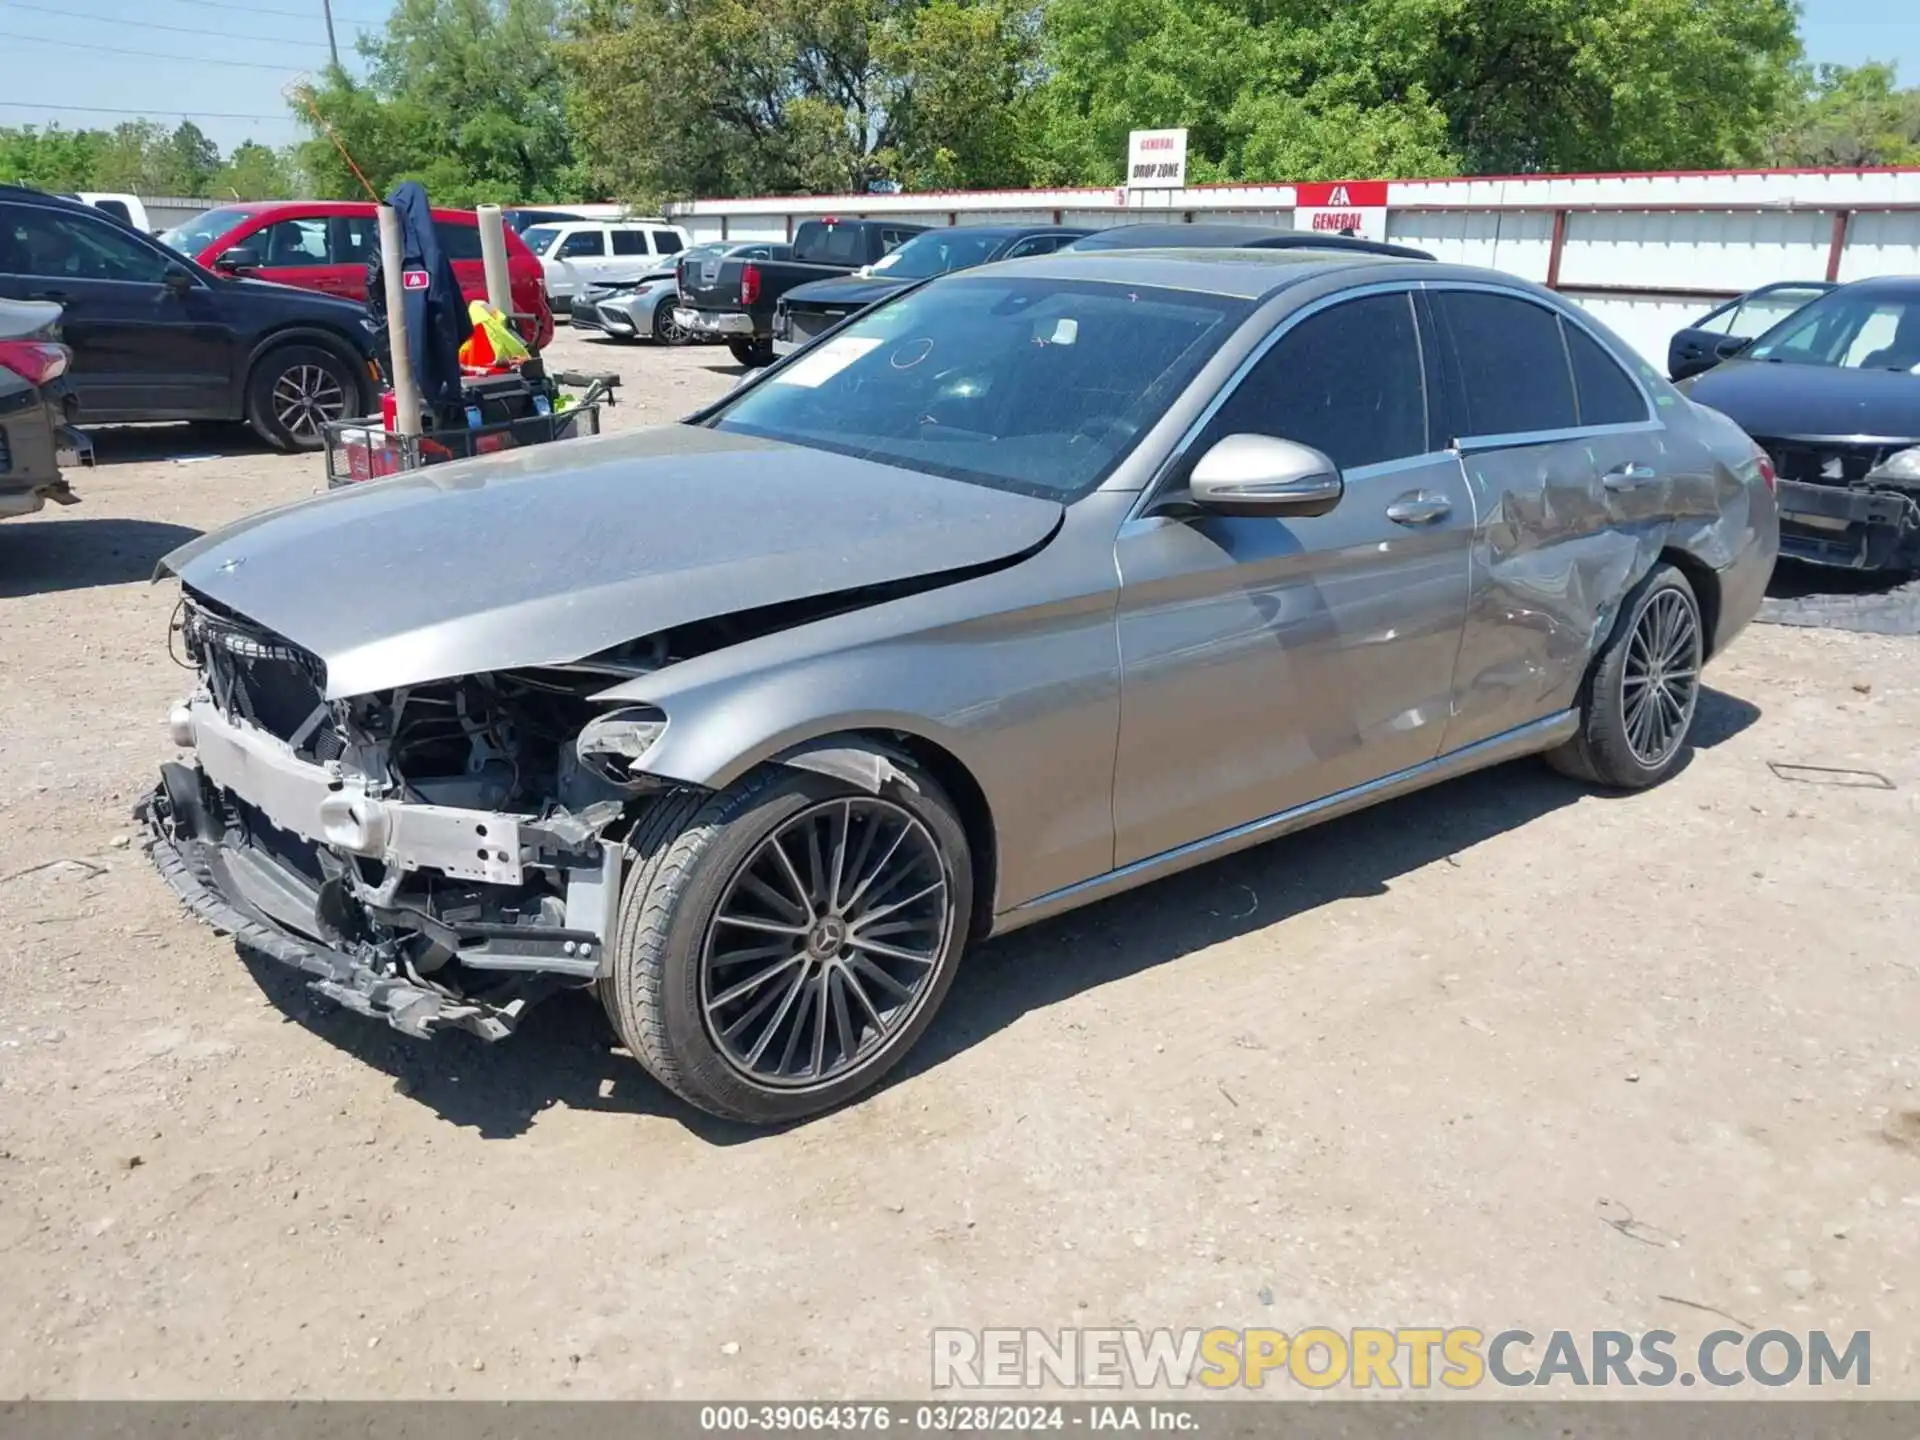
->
xmin=1 ymin=327 xmax=1917 ymax=1400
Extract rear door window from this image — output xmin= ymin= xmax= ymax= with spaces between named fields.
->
xmin=1562 ymin=321 xmax=1649 ymax=426
xmin=1432 ymin=290 xmax=1577 ymax=437
xmin=0 ymin=203 xmax=172 ymax=283
xmin=1201 ymin=291 xmax=1428 ymax=472
xmin=611 ymin=229 xmax=649 ymax=256
xmin=432 ymin=222 xmax=485 ymax=261
xmin=331 ymin=214 xmax=378 ymax=265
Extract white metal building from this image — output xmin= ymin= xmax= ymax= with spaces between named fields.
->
xmin=665 ymin=167 xmax=1920 ymax=365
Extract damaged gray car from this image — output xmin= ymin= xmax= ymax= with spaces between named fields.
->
xmin=143 ymin=250 xmax=1778 ymax=1125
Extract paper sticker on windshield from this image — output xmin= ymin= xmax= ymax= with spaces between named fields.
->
xmin=774 ymin=336 xmax=883 ymax=388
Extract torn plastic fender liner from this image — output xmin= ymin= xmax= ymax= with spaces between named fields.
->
xmin=771 ymin=739 xmax=919 ymax=795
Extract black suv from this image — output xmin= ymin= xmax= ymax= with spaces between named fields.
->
xmin=0 ymin=186 xmax=381 ymax=450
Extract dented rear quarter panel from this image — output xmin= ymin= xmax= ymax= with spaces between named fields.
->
xmin=1440 ymin=323 xmax=1775 ymax=756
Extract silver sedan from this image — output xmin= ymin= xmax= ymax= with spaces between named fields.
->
xmin=144 ymin=249 xmax=1778 ymax=1125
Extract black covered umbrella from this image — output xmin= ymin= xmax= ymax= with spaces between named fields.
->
xmin=364 ymin=180 xmax=466 ymax=418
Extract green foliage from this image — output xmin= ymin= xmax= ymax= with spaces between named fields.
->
xmin=6 ymin=0 xmax=1896 ymax=209
xmin=0 ymin=125 xmax=108 ymax=191
xmin=211 ymin=142 xmax=300 ymax=201
xmin=563 ymin=0 xmax=1042 ymax=204
xmin=1771 ymin=62 xmax=1920 ymax=168
xmin=293 ymin=0 xmax=582 ymax=204
xmin=1027 ymin=0 xmax=1803 ymax=185
xmin=1 ymin=120 xmax=299 ymax=198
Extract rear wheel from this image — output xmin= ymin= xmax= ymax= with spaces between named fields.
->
xmin=728 ymin=338 xmax=773 ymax=368
xmin=602 ymin=759 xmax=972 ymax=1126
xmin=246 ymin=343 xmax=358 ymax=452
xmin=1547 ymin=562 xmax=1703 ymax=789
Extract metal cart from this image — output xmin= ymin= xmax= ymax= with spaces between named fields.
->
xmin=322 ymin=370 xmax=619 ymax=489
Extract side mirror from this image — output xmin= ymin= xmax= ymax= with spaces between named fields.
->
xmin=1187 ymin=434 xmax=1343 ymax=518
xmin=1713 ymin=335 xmax=1751 ymax=359
xmin=163 ymin=263 xmax=194 ymax=295
xmin=215 ymin=246 xmax=260 ymax=274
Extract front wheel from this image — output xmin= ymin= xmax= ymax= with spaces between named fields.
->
xmin=727 ymin=338 xmax=773 ymax=368
xmin=246 ymin=344 xmax=359 ymax=452
xmin=1547 ymin=562 xmax=1704 ymax=789
xmin=652 ymin=301 xmax=691 ymax=346
xmin=602 ymin=760 xmax=972 ymax=1125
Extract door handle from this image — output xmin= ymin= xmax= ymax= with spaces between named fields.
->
xmin=1385 ymin=494 xmax=1452 ymax=526
xmin=1603 ymin=462 xmax=1658 ymax=491
xmin=31 ymin=289 xmax=72 ymax=303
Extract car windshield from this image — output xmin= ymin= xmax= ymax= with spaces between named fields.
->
xmin=1746 ymin=286 xmax=1920 ymax=373
xmin=520 ymin=225 xmax=562 ymax=256
xmin=158 ymin=207 xmax=251 ymax=255
xmin=708 ymin=276 xmax=1250 ymax=500
xmin=869 ymin=231 xmax=1002 ymax=280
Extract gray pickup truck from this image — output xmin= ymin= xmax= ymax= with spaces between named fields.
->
xmin=673 ymin=217 xmax=924 ymax=366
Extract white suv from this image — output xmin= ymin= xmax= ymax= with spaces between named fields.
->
xmin=519 ymin=220 xmax=692 ymax=309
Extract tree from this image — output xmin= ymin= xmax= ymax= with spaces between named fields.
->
xmin=1027 ymin=0 xmax=1803 ymax=185
xmin=565 ymin=0 xmax=1045 ymax=202
xmin=293 ymin=0 xmax=581 ymax=204
xmin=211 ymin=141 xmax=299 ymax=200
xmin=0 ymin=125 xmax=108 ymax=191
xmin=1771 ymin=62 xmax=1920 ymax=168
xmin=153 ymin=121 xmax=222 ymax=195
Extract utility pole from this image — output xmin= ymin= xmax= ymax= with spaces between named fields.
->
xmin=320 ymin=0 xmax=341 ymax=69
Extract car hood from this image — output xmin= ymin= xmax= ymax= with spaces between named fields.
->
xmin=1685 ymin=359 xmax=1920 ymax=442
xmin=784 ymin=274 xmax=911 ymax=309
xmin=159 ymin=424 xmax=1063 ymax=699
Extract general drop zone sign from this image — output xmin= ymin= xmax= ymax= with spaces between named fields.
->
xmin=1127 ymin=129 xmax=1189 ymax=190
xmin=1294 ymin=181 xmax=1390 ymax=241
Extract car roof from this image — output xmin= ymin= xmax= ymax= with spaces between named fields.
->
xmin=906 ymin=224 xmax=1086 ymax=241
xmin=973 ymin=247 xmax=1542 ymax=302
xmin=1069 ymin=222 xmax=1432 ymax=260
xmin=1833 ymin=274 xmax=1920 ymax=297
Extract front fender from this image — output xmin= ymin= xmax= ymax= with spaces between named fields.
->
xmin=599 ymin=494 xmax=1136 ymax=914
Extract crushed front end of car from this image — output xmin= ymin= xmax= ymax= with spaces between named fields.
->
xmin=140 ymin=590 xmax=665 ymax=1040
xmin=1763 ymin=439 xmax=1920 ymax=571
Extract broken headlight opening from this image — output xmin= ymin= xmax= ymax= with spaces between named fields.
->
xmin=141 ymin=592 xmax=680 ymax=1040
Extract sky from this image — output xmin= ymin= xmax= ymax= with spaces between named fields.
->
xmin=0 ymin=0 xmax=1916 ymax=163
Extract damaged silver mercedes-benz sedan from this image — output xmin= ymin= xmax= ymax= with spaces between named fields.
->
xmin=143 ymin=249 xmax=1778 ymax=1125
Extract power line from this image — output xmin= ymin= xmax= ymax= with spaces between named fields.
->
xmin=0 ymin=26 xmax=316 ymax=68
xmin=157 ymin=0 xmax=381 ymax=21
xmin=2 ymin=0 xmax=334 ymax=48
xmin=0 ymin=100 xmax=299 ymax=121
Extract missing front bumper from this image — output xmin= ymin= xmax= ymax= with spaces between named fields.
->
xmin=1778 ymin=479 xmax=1920 ymax=571
xmin=140 ymin=700 xmax=631 ymax=1043
xmin=140 ymin=785 xmax=532 ymax=1041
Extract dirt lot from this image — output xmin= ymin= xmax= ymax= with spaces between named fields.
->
xmin=2 ymin=326 xmax=1918 ymax=1400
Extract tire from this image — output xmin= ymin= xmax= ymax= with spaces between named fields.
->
xmin=652 ymin=301 xmax=691 ymax=346
xmin=728 ymin=338 xmax=773 ymax=368
xmin=246 ymin=343 xmax=359 ymax=452
xmin=1546 ymin=562 xmax=1704 ymax=789
xmin=601 ymin=758 xmax=973 ymax=1126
